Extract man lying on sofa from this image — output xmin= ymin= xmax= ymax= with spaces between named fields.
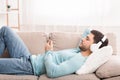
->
xmin=0 ymin=26 xmax=108 ymax=78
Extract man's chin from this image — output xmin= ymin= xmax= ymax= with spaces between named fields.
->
xmin=79 ymin=46 xmax=87 ymax=51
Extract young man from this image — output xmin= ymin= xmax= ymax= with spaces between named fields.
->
xmin=0 ymin=26 xmax=108 ymax=78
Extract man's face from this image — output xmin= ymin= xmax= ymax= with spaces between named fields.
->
xmin=79 ymin=33 xmax=94 ymax=51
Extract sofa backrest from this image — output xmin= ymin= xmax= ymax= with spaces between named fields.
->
xmin=18 ymin=32 xmax=47 ymax=55
xmin=49 ymin=32 xmax=81 ymax=51
xmin=1 ymin=31 xmax=117 ymax=58
xmin=106 ymin=33 xmax=117 ymax=55
xmin=50 ymin=32 xmax=117 ymax=55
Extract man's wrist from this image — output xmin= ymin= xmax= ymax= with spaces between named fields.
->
xmin=45 ymin=50 xmax=53 ymax=53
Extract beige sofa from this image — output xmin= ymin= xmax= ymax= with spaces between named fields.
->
xmin=0 ymin=31 xmax=120 ymax=80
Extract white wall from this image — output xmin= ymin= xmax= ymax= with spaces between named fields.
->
xmin=1 ymin=0 xmax=120 ymax=28
xmin=101 ymin=0 xmax=120 ymax=26
xmin=22 ymin=0 xmax=120 ymax=26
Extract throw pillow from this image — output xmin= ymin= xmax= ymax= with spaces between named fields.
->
xmin=76 ymin=45 xmax=113 ymax=75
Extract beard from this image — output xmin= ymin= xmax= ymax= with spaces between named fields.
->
xmin=79 ymin=46 xmax=88 ymax=51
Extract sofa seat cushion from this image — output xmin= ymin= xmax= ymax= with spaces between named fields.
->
xmin=39 ymin=74 xmax=100 ymax=80
xmin=96 ymin=55 xmax=120 ymax=78
xmin=0 ymin=74 xmax=37 ymax=80
xmin=103 ymin=76 xmax=120 ymax=80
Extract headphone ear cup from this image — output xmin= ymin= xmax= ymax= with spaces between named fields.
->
xmin=90 ymin=44 xmax=99 ymax=52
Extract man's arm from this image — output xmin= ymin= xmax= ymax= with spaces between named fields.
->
xmin=44 ymin=52 xmax=86 ymax=78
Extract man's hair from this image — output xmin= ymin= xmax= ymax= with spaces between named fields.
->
xmin=91 ymin=30 xmax=109 ymax=48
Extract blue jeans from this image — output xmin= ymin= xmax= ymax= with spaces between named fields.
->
xmin=0 ymin=26 xmax=33 ymax=75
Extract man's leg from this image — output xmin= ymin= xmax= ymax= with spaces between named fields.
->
xmin=0 ymin=26 xmax=30 ymax=58
xmin=0 ymin=26 xmax=33 ymax=75
xmin=0 ymin=27 xmax=33 ymax=74
xmin=0 ymin=58 xmax=33 ymax=75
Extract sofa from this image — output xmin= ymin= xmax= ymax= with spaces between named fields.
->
xmin=0 ymin=31 xmax=120 ymax=80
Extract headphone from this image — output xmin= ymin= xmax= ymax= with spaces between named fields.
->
xmin=90 ymin=35 xmax=107 ymax=52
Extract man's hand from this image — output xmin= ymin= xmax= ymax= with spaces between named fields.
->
xmin=45 ymin=40 xmax=53 ymax=52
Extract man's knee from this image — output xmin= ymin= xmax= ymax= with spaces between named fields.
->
xmin=1 ymin=26 xmax=12 ymax=34
xmin=1 ymin=26 xmax=10 ymax=31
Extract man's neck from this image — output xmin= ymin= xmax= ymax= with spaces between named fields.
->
xmin=81 ymin=50 xmax=92 ymax=57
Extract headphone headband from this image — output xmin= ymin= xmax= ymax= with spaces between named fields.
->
xmin=90 ymin=31 xmax=107 ymax=52
xmin=101 ymin=36 xmax=107 ymax=42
